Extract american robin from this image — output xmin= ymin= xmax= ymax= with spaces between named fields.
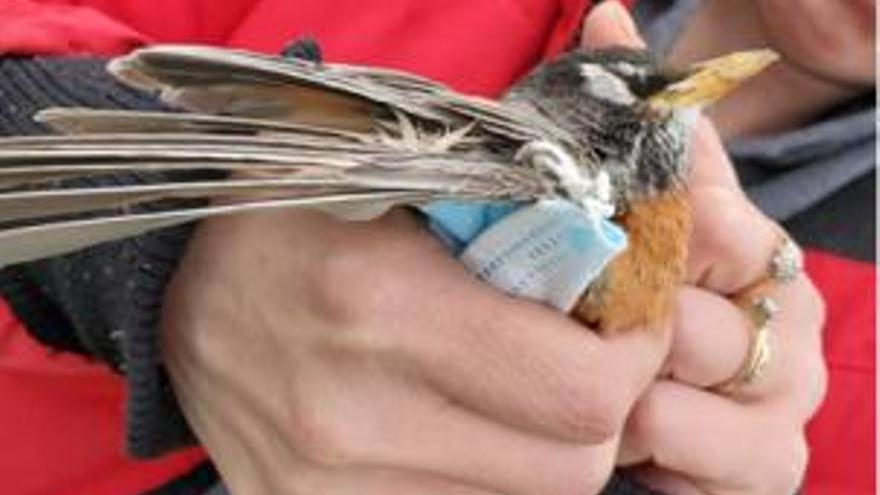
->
xmin=0 ymin=39 xmax=776 ymax=332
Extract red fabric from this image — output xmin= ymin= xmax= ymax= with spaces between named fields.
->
xmin=0 ymin=2 xmax=874 ymax=495
xmin=3 ymin=0 xmax=600 ymax=95
xmin=803 ymin=250 xmax=876 ymax=495
xmin=0 ymin=0 xmax=146 ymax=55
xmin=0 ymin=301 xmax=206 ymax=495
xmin=541 ymin=0 xmax=637 ymax=58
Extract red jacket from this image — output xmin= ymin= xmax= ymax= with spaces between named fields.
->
xmin=0 ymin=1 xmax=873 ymax=494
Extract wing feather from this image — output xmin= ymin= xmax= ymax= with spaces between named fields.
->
xmin=0 ymin=191 xmax=431 ymax=266
xmin=107 ymin=44 xmax=574 ymax=145
xmin=0 ymin=159 xmax=543 ymax=224
xmin=110 ymin=45 xmax=452 ymax=126
xmin=0 ymin=43 xmax=570 ymax=265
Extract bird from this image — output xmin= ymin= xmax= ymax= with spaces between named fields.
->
xmin=0 ymin=39 xmax=777 ymax=332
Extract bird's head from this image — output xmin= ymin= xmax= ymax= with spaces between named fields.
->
xmin=512 ymin=47 xmax=778 ymax=203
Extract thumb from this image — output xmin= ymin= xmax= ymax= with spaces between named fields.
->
xmin=581 ymin=1 xmax=646 ymax=49
xmin=687 ymin=117 xmax=743 ymax=192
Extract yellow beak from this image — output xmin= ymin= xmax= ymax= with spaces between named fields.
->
xmin=648 ymin=49 xmax=780 ymax=110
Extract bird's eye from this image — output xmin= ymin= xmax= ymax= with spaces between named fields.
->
xmin=579 ymin=63 xmax=637 ymax=106
xmin=602 ymin=61 xmax=689 ymax=100
xmin=609 ymin=61 xmax=642 ymax=77
xmin=627 ymin=71 xmax=689 ymax=99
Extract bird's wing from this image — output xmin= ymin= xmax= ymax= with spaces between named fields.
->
xmin=0 ymin=44 xmax=570 ymax=265
xmin=101 ymin=44 xmax=574 ymax=144
xmin=0 ymin=133 xmax=551 ymax=264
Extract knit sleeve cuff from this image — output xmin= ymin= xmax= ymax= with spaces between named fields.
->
xmin=0 ymin=56 xmax=201 ymax=457
xmin=123 ymin=223 xmax=201 ymax=456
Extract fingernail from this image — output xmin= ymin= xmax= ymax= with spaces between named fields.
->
xmin=606 ymin=1 xmax=642 ymax=45
xmin=581 ymin=0 xmax=645 ymax=49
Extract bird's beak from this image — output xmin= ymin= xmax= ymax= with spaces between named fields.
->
xmin=648 ymin=49 xmax=780 ymax=111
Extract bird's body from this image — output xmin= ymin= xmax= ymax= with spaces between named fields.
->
xmin=503 ymin=48 xmax=697 ymax=330
xmin=0 ymin=42 xmax=776 ymax=332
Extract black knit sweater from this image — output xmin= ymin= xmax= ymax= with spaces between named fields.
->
xmin=0 ymin=56 xmax=201 ymax=458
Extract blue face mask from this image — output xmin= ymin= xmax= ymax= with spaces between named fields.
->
xmin=424 ymin=199 xmax=627 ymax=312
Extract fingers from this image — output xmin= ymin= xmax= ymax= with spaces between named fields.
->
xmin=581 ymin=0 xmax=646 ymax=49
xmin=738 ymin=275 xmax=827 ymax=413
xmin=416 ymin=286 xmax=671 ymax=444
xmin=624 ymin=382 xmax=810 ymax=495
xmin=319 ymin=228 xmax=669 ymax=448
xmin=685 ymin=117 xmax=790 ymax=294
xmin=686 ymin=118 xmax=743 ymax=192
xmin=763 ymin=276 xmax=827 ymax=414
xmin=302 ymin=466 xmax=504 ymax=495
xmin=180 ymin=310 xmax=624 ymax=495
xmin=669 ymin=287 xmax=752 ymax=388
xmin=669 ymin=281 xmax=827 ymax=416
xmin=684 ymin=118 xmax=779 ymax=292
xmin=275 ymin=362 xmax=620 ymax=495
xmin=352 ymin=394 xmax=619 ymax=495
xmin=316 ymin=221 xmax=672 ymax=445
xmin=686 ymin=182 xmax=780 ymax=292
xmin=629 ymin=466 xmax=707 ymax=495
xmin=222 ymin=206 xmax=667 ymax=447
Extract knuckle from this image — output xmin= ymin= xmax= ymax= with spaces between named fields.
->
xmin=810 ymin=357 xmax=830 ymax=414
xmin=540 ymin=446 xmax=615 ymax=495
xmin=558 ymin=406 xmax=620 ymax=444
xmin=781 ymin=283 xmax=829 ymax=417
xmin=691 ymin=187 xmax=748 ymax=258
xmin=766 ymin=434 xmax=809 ymax=495
xmin=274 ymin=465 xmax=320 ymax=495
xmin=551 ymin=377 xmax=629 ymax=442
xmin=801 ymin=280 xmax=828 ymax=333
xmin=580 ymin=475 xmax=613 ymax=495
xmin=285 ymin=408 xmax=360 ymax=467
xmin=305 ymin=240 xmax=414 ymax=326
xmin=796 ymin=353 xmax=829 ymax=418
xmin=304 ymin=243 xmax=360 ymax=313
xmin=579 ymin=453 xmax=616 ymax=495
xmin=304 ymin=242 xmax=385 ymax=323
xmin=559 ymin=472 xmax=612 ymax=495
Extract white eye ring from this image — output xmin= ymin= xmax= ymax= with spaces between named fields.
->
xmin=610 ymin=61 xmax=641 ymax=77
xmin=579 ymin=63 xmax=636 ymax=106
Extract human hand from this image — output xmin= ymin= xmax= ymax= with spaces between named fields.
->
xmin=668 ymin=0 xmax=874 ymax=137
xmin=585 ymin=3 xmax=828 ymax=494
xmin=161 ymin=6 xmax=671 ymax=492
xmin=618 ymin=119 xmax=827 ymax=495
xmin=160 ymin=199 xmax=668 ymax=495
xmin=754 ymin=0 xmax=875 ymax=87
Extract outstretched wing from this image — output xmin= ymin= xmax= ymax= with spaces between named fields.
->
xmin=0 ymin=45 xmax=566 ymax=265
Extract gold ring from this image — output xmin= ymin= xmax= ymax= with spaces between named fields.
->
xmin=712 ymin=296 xmax=776 ymax=393
xmin=713 ymin=233 xmax=800 ymax=393
xmin=768 ymin=235 xmax=804 ymax=284
xmin=738 ymin=233 xmax=804 ymax=296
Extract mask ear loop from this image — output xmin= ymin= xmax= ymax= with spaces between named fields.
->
xmin=515 ymin=140 xmax=616 ymax=221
